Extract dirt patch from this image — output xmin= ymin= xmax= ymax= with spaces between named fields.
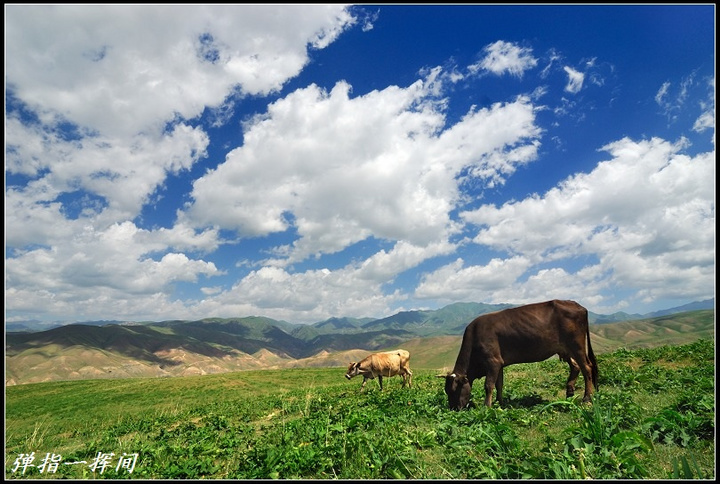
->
xmin=167 ymin=416 xmax=202 ymax=432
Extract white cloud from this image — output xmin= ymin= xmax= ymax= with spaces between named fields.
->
xmin=190 ymin=239 xmax=454 ymax=323
xmin=4 ymin=5 xmax=357 ymax=323
xmin=182 ymin=77 xmax=542 ymax=265
xmin=5 ymin=7 xmax=713 ymax=324
xmin=7 ymin=118 xmax=210 ymax=226
xmin=654 ymin=73 xmax=707 ymax=124
xmin=414 ymin=256 xmax=531 ymax=301
xmin=5 ymin=5 xmax=355 ymax=138
xmin=693 ymin=77 xmax=715 ymax=139
xmin=198 ymin=264 xmax=403 ymax=323
xmin=453 ymin=136 xmax=714 ymax=312
xmin=655 ymin=81 xmax=671 ymax=106
xmin=563 ymin=66 xmax=584 ymax=93
xmin=5 ymin=221 xmax=221 ymax=321
xmin=469 ymin=40 xmax=538 ymax=78
xmin=694 ymin=111 xmax=715 ymax=133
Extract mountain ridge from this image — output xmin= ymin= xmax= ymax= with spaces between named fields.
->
xmin=7 ymin=299 xmax=714 ymax=333
xmin=5 ymin=300 xmax=714 ymax=386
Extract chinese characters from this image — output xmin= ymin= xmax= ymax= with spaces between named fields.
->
xmin=10 ymin=451 xmax=138 ymax=475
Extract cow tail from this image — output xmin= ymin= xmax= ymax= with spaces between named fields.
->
xmin=586 ymin=324 xmax=598 ymax=391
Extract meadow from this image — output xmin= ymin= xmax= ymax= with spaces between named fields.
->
xmin=5 ymin=339 xmax=715 ymax=479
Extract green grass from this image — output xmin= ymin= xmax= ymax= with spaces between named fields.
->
xmin=5 ymin=339 xmax=715 ymax=479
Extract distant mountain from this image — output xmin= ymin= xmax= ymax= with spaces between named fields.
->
xmin=6 ymin=298 xmax=715 ymax=386
xmin=361 ymin=310 xmax=429 ymax=331
xmin=5 ymin=321 xmax=64 ymax=332
xmin=588 ymin=309 xmax=715 ymax=353
xmin=427 ymin=302 xmax=515 ymax=333
xmin=590 ymin=298 xmax=715 ymax=324
xmin=646 ymin=298 xmax=715 ymax=317
xmin=312 ymin=316 xmax=371 ymax=333
xmin=7 ymin=299 xmax=713 ymax=333
xmin=6 ymin=308 xmax=713 ymax=386
xmin=358 ymin=302 xmax=514 ymax=336
xmin=590 ymin=311 xmax=645 ymax=324
xmin=5 ymin=319 xmax=140 ymax=332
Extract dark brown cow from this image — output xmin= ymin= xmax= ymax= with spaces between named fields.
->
xmin=345 ymin=349 xmax=413 ymax=391
xmin=438 ymin=300 xmax=598 ymax=409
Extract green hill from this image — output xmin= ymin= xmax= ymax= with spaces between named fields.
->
xmin=5 ymin=309 xmax=714 ymax=385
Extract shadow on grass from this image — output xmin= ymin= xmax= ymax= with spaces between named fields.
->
xmin=500 ymin=393 xmax=550 ymax=409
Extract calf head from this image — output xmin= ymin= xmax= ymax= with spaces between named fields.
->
xmin=345 ymin=362 xmax=359 ymax=380
xmin=437 ymin=373 xmax=472 ymax=410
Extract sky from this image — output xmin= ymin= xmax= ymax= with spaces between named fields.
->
xmin=5 ymin=4 xmax=716 ymax=326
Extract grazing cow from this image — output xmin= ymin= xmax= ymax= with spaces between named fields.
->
xmin=345 ymin=349 xmax=413 ymax=391
xmin=438 ymin=300 xmax=598 ymax=409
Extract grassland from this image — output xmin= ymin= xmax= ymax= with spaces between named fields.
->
xmin=5 ymin=339 xmax=714 ymax=479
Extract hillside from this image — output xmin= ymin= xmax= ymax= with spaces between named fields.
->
xmin=5 ymin=308 xmax=714 ymax=386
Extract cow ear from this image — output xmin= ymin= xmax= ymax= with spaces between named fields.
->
xmin=436 ymin=374 xmax=447 ymax=378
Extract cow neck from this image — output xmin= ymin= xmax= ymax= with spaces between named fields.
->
xmin=452 ymin=323 xmax=477 ymax=381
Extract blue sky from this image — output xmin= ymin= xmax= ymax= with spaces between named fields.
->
xmin=5 ymin=4 xmax=715 ymax=325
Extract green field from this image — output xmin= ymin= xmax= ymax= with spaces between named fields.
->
xmin=5 ymin=339 xmax=715 ymax=479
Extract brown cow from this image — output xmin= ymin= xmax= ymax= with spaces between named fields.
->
xmin=345 ymin=349 xmax=413 ymax=391
xmin=438 ymin=300 xmax=598 ymax=409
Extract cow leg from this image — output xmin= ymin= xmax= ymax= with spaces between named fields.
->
xmin=566 ymin=358 xmax=581 ymax=398
xmin=484 ymin=360 xmax=503 ymax=407
xmin=495 ymin=368 xmax=504 ymax=406
xmin=406 ymin=367 xmax=413 ymax=388
xmin=568 ymin=352 xmax=595 ymax=403
xmin=377 ymin=375 xmax=383 ymax=391
xmin=578 ymin=356 xmax=595 ymax=403
xmin=360 ymin=376 xmax=368 ymax=392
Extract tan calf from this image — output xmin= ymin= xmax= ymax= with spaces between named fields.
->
xmin=345 ymin=349 xmax=413 ymax=391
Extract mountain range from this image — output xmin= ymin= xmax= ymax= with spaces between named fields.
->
xmin=8 ymin=299 xmax=714 ymax=333
xmin=5 ymin=299 xmax=715 ymax=386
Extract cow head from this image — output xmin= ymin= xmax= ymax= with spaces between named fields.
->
xmin=438 ymin=373 xmax=472 ymax=410
xmin=345 ymin=362 xmax=359 ymax=380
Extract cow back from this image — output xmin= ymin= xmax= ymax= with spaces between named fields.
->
xmin=465 ymin=300 xmax=588 ymax=366
xmin=364 ymin=349 xmax=410 ymax=376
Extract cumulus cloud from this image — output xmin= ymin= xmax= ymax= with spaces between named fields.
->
xmin=444 ymin=136 xmax=715 ymax=311
xmin=415 ymin=256 xmax=531 ymax=301
xmin=4 ymin=5 xmax=357 ymax=323
xmin=5 ymin=5 xmax=355 ymax=138
xmin=5 ymin=221 xmax=221 ymax=321
xmin=181 ymin=77 xmax=542 ymax=265
xmin=469 ymin=40 xmax=538 ymax=78
xmin=4 ymin=6 xmax=713 ymax=324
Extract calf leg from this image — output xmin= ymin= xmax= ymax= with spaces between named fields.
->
xmin=360 ymin=377 xmax=369 ymax=392
xmin=400 ymin=366 xmax=412 ymax=388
